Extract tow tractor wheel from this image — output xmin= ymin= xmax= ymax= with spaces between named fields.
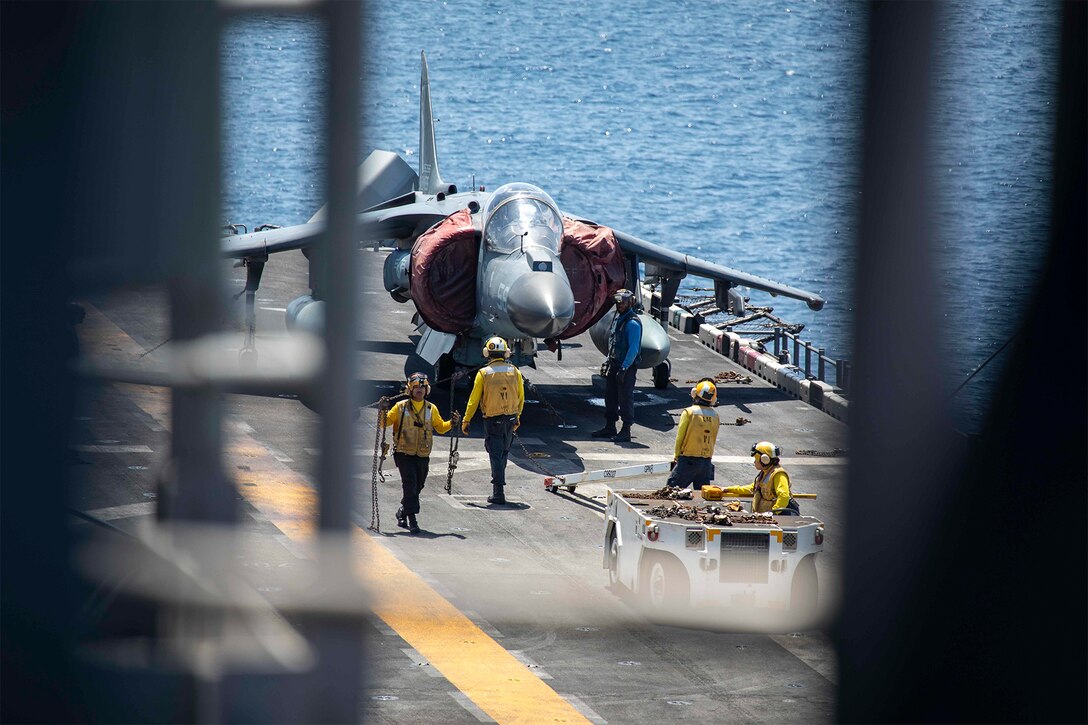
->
xmin=607 ymin=530 xmax=621 ymax=589
xmin=642 ymin=553 xmax=689 ymax=609
xmin=790 ymin=555 xmax=819 ymax=614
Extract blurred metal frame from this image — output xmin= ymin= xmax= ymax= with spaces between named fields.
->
xmin=3 ymin=1 xmax=366 ymax=722
xmin=837 ymin=3 xmax=1086 ymax=722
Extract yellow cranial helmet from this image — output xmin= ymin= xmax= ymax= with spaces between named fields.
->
xmin=405 ymin=371 xmax=430 ymax=395
xmin=751 ymin=441 xmax=780 ymax=466
xmin=691 ymin=378 xmax=717 ymax=404
xmin=483 ymin=336 xmax=509 ymax=358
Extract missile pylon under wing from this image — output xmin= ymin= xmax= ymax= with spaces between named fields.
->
xmin=221 ymin=51 xmax=825 ymax=392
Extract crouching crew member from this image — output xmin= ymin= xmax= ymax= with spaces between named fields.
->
xmin=462 ymin=336 xmax=524 ymax=505
xmin=384 ymin=372 xmax=459 ymax=533
xmin=724 ymin=441 xmax=801 ymax=515
xmin=667 ymin=378 xmax=720 ymax=490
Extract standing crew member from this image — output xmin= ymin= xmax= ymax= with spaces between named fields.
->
xmin=724 ymin=441 xmax=800 ymax=515
xmin=592 ymin=289 xmax=642 ymax=442
xmin=461 ymin=336 xmax=524 ymax=505
xmin=667 ymin=379 xmax=720 ymax=490
xmin=383 ymin=372 xmax=459 ymax=533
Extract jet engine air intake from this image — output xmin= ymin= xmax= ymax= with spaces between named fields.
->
xmin=383 ymin=248 xmax=411 ymax=302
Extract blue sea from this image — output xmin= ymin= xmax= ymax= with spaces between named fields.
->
xmin=221 ymin=1 xmax=1060 ymax=433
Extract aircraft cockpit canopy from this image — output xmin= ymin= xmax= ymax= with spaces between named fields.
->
xmin=481 ymin=183 xmax=564 ymax=254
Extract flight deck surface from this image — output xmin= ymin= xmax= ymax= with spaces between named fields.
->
xmin=74 ymin=247 xmax=847 ymax=723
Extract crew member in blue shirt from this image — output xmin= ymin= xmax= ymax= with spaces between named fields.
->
xmin=592 ymin=289 xmax=643 ymax=442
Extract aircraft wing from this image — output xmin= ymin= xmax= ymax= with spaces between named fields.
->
xmin=220 ymin=198 xmax=450 ymax=259
xmin=221 ymin=221 xmax=325 ymax=259
xmin=608 ymin=226 xmax=826 ymax=312
xmin=221 ymin=146 xmax=450 ymax=260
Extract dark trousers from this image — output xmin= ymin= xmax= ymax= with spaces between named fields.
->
xmin=666 ymin=456 xmax=715 ymax=489
xmin=394 ymin=452 xmax=429 ymax=515
xmin=483 ymin=415 xmax=516 ymax=487
xmin=604 ymin=364 xmax=637 ymax=425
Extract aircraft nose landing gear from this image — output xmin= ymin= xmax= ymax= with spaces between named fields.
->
xmin=234 ymin=255 xmax=266 ymax=368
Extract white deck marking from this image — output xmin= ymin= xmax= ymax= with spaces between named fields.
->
xmin=435 ymin=494 xmax=470 ymax=510
xmin=507 ymin=650 xmax=553 ymax=679
xmin=273 ymin=534 xmax=311 ymax=560
xmin=533 ymin=366 xmax=584 ymax=379
xmin=401 ymin=648 xmax=445 ymax=677
xmin=447 ymin=691 xmax=493 ymax=722
xmin=76 ymin=445 xmax=154 ymax=454
xmin=461 ymin=610 xmax=504 ymax=639
xmin=82 ymin=502 xmax=156 ymax=521
xmin=770 ymin=632 xmax=839 ymax=684
xmin=262 ymin=445 xmax=295 ymax=463
xmin=367 ymin=614 xmax=399 ymax=637
xmin=561 ymin=694 xmax=608 ymax=724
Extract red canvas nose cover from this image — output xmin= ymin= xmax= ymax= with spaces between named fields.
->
xmin=555 ymin=218 xmax=626 ymax=340
xmin=409 ymin=209 xmax=479 ymax=333
xmin=408 ymin=210 xmax=625 ymax=338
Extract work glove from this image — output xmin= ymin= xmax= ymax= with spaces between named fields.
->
xmin=451 ymin=411 xmax=461 ymax=425
xmin=670 ymin=460 xmax=677 ymax=471
xmin=461 ymin=420 xmax=470 ymax=435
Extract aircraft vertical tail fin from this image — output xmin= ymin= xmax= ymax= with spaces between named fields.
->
xmin=418 ymin=50 xmax=448 ymax=195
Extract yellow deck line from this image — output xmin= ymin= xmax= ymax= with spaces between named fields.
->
xmin=81 ymin=304 xmax=590 ymax=724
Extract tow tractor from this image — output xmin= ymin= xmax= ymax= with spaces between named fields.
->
xmin=603 ymin=487 xmax=824 ymax=613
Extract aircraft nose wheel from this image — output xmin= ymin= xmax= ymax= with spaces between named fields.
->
xmin=652 ymin=359 xmax=671 ymax=389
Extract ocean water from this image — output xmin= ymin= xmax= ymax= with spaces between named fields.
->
xmin=221 ymin=1 xmax=1060 ymax=433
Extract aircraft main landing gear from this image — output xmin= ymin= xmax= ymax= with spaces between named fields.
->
xmin=652 ymin=359 xmax=671 ymax=390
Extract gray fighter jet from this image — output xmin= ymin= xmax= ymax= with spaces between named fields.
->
xmin=222 ymin=52 xmax=824 ymax=388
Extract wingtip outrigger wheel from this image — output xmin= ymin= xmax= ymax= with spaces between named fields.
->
xmin=237 ymin=255 xmax=266 ymax=368
xmin=653 ymin=359 xmax=671 ymax=390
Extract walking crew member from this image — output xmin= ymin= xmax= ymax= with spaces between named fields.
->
xmin=592 ymin=289 xmax=642 ymax=443
xmin=667 ymin=379 xmax=720 ymax=490
xmin=383 ymin=372 xmax=459 ymax=533
xmin=461 ymin=336 xmax=524 ymax=505
xmin=724 ymin=441 xmax=801 ymax=515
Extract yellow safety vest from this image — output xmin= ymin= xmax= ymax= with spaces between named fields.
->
xmin=479 ymin=363 xmax=521 ymax=417
xmin=677 ymin=404 xmax=720 ymax=458
xmin=752 ymin=466 xmax=791 ymax=513
xmin=394 ymin=400 xmax=434 ymax=456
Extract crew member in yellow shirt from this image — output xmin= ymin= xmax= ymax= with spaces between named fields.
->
xmin=383 ymin=372 xmax=459 ymax=533
xmin=724 ymin=441 xmax=800 ymax=515
xmin=667 ymin=378 xmax=720 ymax=490
xmin=461 ymin=336 xmax=524 ymax=505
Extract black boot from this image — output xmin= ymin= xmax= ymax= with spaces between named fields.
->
xmin=407 ymin=514 xmax=420 ymax=534
xmin=395 ymin=507 xmax=408 ymax=529
xmin=487 ymin=484 xmax=506 ymax=505
xmin=591 ymin=422 xmax=618 ymax=438
xmin=612 ymin=423 xmax=632 ymax=442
